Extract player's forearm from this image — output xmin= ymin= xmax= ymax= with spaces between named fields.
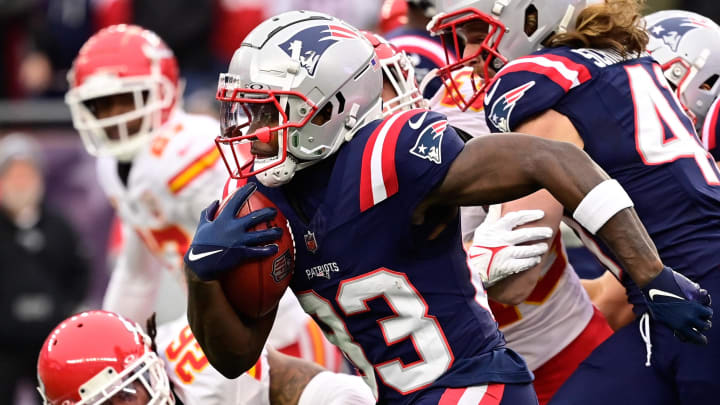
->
xmin=185 ymin=265 xmax=274 ymax=378
xmin=592 ymin=213 xmax=662 ymax=287
xmin=525 ymin=141 xmax=663 ymax=286
xmin=268 ymin=349 xmax=324 ymax=405
xmin=439 ymin=135 xmax=662 ymax=286
xmin=523 ymin=140 xmax=662 ymax=286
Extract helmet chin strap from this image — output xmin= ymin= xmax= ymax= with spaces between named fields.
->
xmin=256 ymin=154 xmax=298 ymax=187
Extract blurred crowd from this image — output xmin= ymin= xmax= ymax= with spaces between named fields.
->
xmin=0 ymin=0 xmax=384 ymax=107
xmin=0 ymin=0 xmax=715 ymax=104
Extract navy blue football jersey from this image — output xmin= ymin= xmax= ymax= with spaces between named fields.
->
xmin=255 ymin=109 xmax=532 ymax=403
xmin=385 ymin=27 xmax=454 ymax=99
xmin=484 ymin=46 xmax=720 ymax=312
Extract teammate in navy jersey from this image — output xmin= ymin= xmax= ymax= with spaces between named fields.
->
xmin=430 ymin=0 xmax=720 ymax=404
xmin=645 ymin=9 xmax=720 ymax=165
xmin=385 ymin=0 xmax=454 ymax=99
xmin=183 ymin=10 xmax=710 ymax=405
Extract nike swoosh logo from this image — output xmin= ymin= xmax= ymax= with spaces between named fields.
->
xmin=648 ymin=289 xmax=685 ymax=301
xmin=187 ymin=248 xmax=224 ymax=261
xmin=408 ymin=111 xmax=429 ymax=130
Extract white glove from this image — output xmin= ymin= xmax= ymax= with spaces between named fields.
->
xmin=467 ymin=206 xmax=553 ymax=287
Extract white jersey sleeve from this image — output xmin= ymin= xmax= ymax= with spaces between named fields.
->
xmin=102 ymin=224 xmax=163 ymax=324
xmin=156 ymin=315 xmax=271 ymax=405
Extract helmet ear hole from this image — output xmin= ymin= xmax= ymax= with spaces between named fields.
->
xmin=311 ymin=102 xmax=334 ymax=126
xmin=524 ymin=5 xmax=539 ymax=37
xmin=701 ymin=74 xmax=719 ymax=91
xmin=336 ymin=92 xmax=346 ymax=114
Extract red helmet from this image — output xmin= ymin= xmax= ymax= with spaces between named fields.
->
xmin=65 ymin=24 xmax=180 ymax=161
xmin=379 ymin=0 xmax=408 ymax=34
xmin=37 ymin=310 xmax=173 ymax=405
xmin=363 ymin=31 xmax=426 ymax=116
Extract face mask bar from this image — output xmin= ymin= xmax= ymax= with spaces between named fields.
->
xmin=381 ymin=51 xmax=427 ymax=116
xmin=431 ymin=8 xmax=508 ymax=111
xmin=215 ymin=74 xmax=319 ymax=180
xmin=38 ymin=352 xmax=172 ymax=405
xmin=66 ymin=74 xmax=175 ymax=161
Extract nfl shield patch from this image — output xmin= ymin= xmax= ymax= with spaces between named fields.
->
xmin=304 ymin=230 xmax=318 ymax=254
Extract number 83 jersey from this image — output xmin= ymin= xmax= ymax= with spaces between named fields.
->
xmin=485 ymin=46 xmax=720 ymax=283
xmin=255 ymin=109 xmax=532 ymax=404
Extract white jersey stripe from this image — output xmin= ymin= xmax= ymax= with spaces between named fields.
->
xmin=370 ymin=112 xmax=406 ymax=205
xmin=503 ymin=56 xmax=584 ymax=89
xmin=458 ymin=384 xmax=490 ymax=405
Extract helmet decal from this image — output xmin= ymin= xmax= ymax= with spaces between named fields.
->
xmin=279 ymin=25 xmax=360 ymax=76
xmin=648 ymin=17 xmax=713 ymax=52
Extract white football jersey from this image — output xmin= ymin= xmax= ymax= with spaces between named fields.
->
xmin=96 ymin=110 xmax=226 ymax=285
xmin=485 ymin=229 xmax=593 ymax=370
xmin=156 ymin=315 xmax=270 ymax=405
xmin=427 ymin=67 xmax=490 ymax=137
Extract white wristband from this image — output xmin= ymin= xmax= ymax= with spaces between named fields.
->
xmin=573 ymin=179 xmax=634 ymax=234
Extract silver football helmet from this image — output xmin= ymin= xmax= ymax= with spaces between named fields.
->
xmin=645 ymin=10 xmax=720 ymax=129
xmin=215 ymin=11 xmax=383 ymax=187
xmin=428 ymin=0 xmax=586 ymax=110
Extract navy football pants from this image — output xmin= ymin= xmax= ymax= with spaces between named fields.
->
xmin=549 ymin=270 xmax=720 ymax=405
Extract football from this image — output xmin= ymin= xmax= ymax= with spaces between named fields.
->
xmin=215 ymin=186 xmax=295 ymax=319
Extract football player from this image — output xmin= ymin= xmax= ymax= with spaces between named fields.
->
xmin=64 ymin=24 xmax=343 ymax=375
xmin=36 ymin=310 xmax=373 ymax=405
xmin=580 ymin=8 xmax=720 ymax=334
xmin=429 ymin=0 xmax=720 ymax=404
xmin=422 ymin=37 xmax=613 ymax=405
xmin=646 ymin=10 xmax=720 ymax=163
xmin=184 ymin=11 xmax=710 ymax=404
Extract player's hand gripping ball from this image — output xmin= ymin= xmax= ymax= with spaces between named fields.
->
xmin=185 ymin=183 xmax=295 ymax=318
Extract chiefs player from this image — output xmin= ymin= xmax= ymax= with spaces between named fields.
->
xmin=37 ymin=311 xmax=373 ymax=405
xmin=64 ymin=23 xmax=343 ymax=385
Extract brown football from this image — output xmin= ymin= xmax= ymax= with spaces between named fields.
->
xmin=215 ymin=187 xmax=295 ymax=319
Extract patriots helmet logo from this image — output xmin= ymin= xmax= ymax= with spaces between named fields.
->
xmin=279 ymin=24 xmax=360 ymax=76
xmin=488 ymin=81 xmax=536 ymax=133
xmin=410 ymin=119 xmax=449 ymax=164
xmin=648 ymin=17 xmax=711 ymax=52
